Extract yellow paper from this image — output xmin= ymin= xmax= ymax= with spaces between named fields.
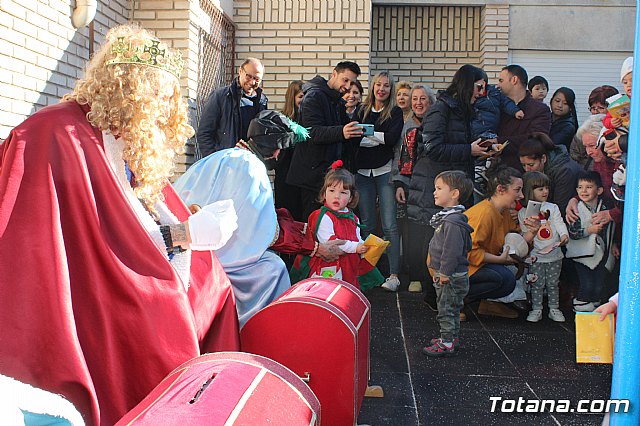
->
xmin=363 ymin=234 xmax=390 ymax=266
xmin=575 ymin=313 xmax=615 ymax=364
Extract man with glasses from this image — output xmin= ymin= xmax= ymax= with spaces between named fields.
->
xmin=496 ymin=64 xmax=551 ymax=170
xmin=197 ymin=58 xmax=268 ymax=157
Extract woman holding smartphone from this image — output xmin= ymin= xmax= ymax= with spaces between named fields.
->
xmin=406 ymin=65 xmax=488 ymax=305
xmin=356 ymin=71 xmax=404 ymax=291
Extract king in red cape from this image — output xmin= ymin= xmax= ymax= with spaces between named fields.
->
xmin=0 ymin=25 xmax=240 ymax=425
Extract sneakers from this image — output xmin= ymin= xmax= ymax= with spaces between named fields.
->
xmin=526 ymin=309 xmax=543 ymax=322
xmin=381 ymin=276 xmax=400 ymax=292
xmin=478 ymin=300 xmax=519 ymax=319
xmin=548 ymin=308 xmax=566 ymax=322
xmin=429 ymin=337 xmax=462 ymax=349
xmin=573 ymin=298 xmax=596 ymax=312
xmin=408 ymin=281 xmax=422 ymax=293
xmin=526 ymin=308 xmax=566 ymax=322
xmin=422 ymin=340 xmax=457 ymax=357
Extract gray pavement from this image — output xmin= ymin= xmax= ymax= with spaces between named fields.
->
xmin=357 ymin=285 xmax=612 ymax=426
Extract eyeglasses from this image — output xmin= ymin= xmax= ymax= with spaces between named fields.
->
xmin=589 ymin=105 xmax=608 ymax=113
xmin=241 ymin=66 xmax=262 ymax=84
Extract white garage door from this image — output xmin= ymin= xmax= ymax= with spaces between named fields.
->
xmin=510 ymin=50 xmax=632 ymax=124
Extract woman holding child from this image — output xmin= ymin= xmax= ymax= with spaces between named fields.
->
xmin=407 ymin=65 xmax=488 ymax=291
xmin=465 ymin=164 xmax=540 ymax=318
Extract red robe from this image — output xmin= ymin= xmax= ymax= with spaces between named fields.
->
xmin=0 ymin=102 xmax=240 ymax=425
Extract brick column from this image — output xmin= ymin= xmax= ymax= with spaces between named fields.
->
xmin=132 ymin=0 xmax=203 ymax=173
xmin=233 ymin=0 xmax=371 ymax=109
xmin=481 ymin=3 xmax=510 ymax=82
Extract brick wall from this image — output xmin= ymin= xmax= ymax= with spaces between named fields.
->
xmin=370 ymin=5 xmax=483 ymax=92
xmin=233 ymin=0 xmax=371 ymax=111
xmin=131 ymin=0 xmax=196 ymax=173
xmin=481 ymin=4 xmax=509 ymax=82
xmin=132 ymin=0 xmax=236 ymax=172
xmin=0 ymin=0 xmax=129 ymax=139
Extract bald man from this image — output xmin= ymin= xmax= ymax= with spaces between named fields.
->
xmin=197 ymin=58 xmax=269 ymax=157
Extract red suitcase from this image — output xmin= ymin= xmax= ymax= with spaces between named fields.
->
xmin=117 ymin=352 xmax=320 ymax=425
xmin=240 ymin=278 xmax=371 ymax=426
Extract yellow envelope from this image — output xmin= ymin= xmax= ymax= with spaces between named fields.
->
xmin=363 ymin=234 xmax=390 ymax=266
xmin=575 ymin=312 xmax=615 ymax=364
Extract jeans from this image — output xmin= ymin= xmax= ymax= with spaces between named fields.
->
xmin=356 ymin=172 xmax=400 ymax=275
xmin=433 ymin=272 xmax=469 ymax=341
xmin=575 ymin=261 xmax=608 ymax=303
xmin=468 ymin=264 xmax=516 ymax=301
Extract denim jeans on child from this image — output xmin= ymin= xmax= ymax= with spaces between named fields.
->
xmin=356 ymin=172 xmax=401 ymax=275
xmin=433 ymin=272 xmax=469 ymax=342
xmin=575 ymin=260 xmax=608 ymax=303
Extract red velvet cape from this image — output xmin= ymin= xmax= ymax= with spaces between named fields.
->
xmin=0 ymin=102 xmax=240 ymax=425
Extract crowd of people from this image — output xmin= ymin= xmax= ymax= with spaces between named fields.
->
xmin=0 ymin=21 xmax=634 ymax=422
xmin=247 ymin=59 xmax=632 ymax=357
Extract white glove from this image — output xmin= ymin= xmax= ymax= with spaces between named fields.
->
xmin=188 ymin=199 xmax=238 ymax=250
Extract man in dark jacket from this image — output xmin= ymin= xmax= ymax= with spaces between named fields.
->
xmin=197 ymin=58 xmax=268 ymax=157
xmin=496 ymin=64 xmax=551 ymax=170
xmin=286 ymin=61 xmax=363 ymax=220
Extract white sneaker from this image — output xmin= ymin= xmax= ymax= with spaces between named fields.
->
xmin=526 ymin=309 xmax=543 ymax=322
xmin=573 ymin=298 xmax=595 ymax=312
xmin=548 ymin=308 xmax=566 ymax=322
xmin=408 ymin=281 xmax=422 ymax=292
xmin=381 ymin=276 xmax=400 ymax=292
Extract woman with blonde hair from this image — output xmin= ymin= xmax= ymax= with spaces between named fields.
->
xmin=391 ymin=84 xmax=436 ymax=292
xmin=356 ymin=71 xmax=404 ymax=291
xmin=396 ymin=80 xmax=413 ymax=121
xmin=0 ymin=24 xmax=240 ymax=424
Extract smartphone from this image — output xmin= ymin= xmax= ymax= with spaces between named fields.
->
xmin=360 ymin=124 xmax=375 ymax=137
xmin=524 ymin=200 xmax=542 ymax=218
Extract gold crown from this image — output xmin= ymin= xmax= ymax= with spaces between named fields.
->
xmin=105 ymin=36 xmax=184 ymax=80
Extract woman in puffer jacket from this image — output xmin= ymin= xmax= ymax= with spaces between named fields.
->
xmin=406 ymin=64 xmax=488 ymax=293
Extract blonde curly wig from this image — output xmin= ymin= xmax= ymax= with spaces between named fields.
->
xmin=63 ymin=24 xmax=194 ymax=215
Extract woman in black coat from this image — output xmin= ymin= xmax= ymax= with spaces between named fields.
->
xmin=406 ymin=64 xmax=488 ymax=295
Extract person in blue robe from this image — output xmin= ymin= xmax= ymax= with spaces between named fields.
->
xmin=174 ymin=110 xmax=308 ymax=326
